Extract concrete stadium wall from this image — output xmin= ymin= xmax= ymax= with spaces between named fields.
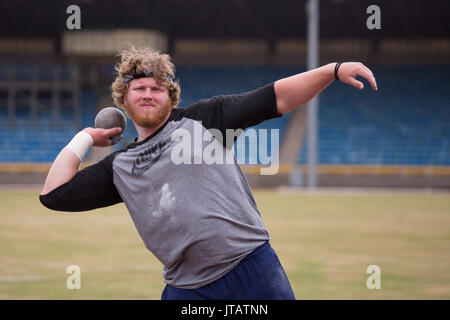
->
xmin=246 ymin=172 xmax=450 ymax=189
xmin=1 ymin=164 xmax=449 ymax=189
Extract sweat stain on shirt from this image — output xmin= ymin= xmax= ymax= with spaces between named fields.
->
xmin=152 ymin=183 xmax=176 ymax=222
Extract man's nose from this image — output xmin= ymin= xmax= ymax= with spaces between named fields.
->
xmin=142 ymin=88 xmax=153 ymax=99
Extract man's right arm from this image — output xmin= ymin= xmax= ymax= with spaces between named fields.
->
xmin=40 ymin=146 xmax=84 ymax=196
xmin=39 ymin=127 xmax=124 ymax=212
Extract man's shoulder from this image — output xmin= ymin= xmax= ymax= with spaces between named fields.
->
xmin=172 ymin=97 xmax=221 ymax=114
xmin=168 ymin=98 xmax=220 ymax=122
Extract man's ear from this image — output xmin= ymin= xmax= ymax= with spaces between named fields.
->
xmin=123 ymin=92 xmax=127 ymax=107
xmin=121 ymin=93 xmax=130 ymax=117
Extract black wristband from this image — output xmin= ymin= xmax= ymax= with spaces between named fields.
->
xmin=334 ymin=62 xmax=342 ymax=81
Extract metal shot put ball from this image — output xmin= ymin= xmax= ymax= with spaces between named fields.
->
xmin=94 ymin=107 xmax=127 ymax=145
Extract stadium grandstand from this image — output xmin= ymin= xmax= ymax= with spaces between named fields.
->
xmin=0 ymin=0 xmax=448 ymax=188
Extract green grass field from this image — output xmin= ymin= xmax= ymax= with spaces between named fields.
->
xmin=1 ymin=188 xmax=449 ymax=299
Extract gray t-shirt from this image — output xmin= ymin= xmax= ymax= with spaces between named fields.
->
xmin=40 ymin=83 xmax=283 ymax=289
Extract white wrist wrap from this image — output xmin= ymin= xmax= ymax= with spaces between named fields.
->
xmin=65 ymin=131 xmax=94 ymax=161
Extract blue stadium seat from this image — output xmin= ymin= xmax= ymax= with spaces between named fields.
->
xmin=0 ymin=63 xmax=448 ymax=165
xmin=298 ymin=65 xmax=450 ymax=165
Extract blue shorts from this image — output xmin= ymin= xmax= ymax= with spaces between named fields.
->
xmin=161 ymin=241 xmax=296 ymax=300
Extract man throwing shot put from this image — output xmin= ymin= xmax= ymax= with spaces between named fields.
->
xmin=40 ymin=48 xmax=377 ymax=299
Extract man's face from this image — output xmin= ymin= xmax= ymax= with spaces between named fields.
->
xmin=124 ymin=77 xmax=172 ymax=128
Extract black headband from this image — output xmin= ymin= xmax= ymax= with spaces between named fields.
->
xmin=123 ymin=66 xmax=173 ymax=84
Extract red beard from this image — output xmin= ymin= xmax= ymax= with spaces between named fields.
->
xmin=125 ymin=100 xmax=172 ymax=128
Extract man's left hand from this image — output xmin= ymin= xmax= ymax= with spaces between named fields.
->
xmin=337 ymin=62 xmax=378 ymax=91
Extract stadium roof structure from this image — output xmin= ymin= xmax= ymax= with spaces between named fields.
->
xmin=2 ymin=0 xmax=448 ymax=40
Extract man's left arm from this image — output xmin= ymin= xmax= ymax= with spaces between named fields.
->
xmin=274 ymin=62 xmax=378 ymax=115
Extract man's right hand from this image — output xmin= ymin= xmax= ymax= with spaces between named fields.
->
xmin=40 ymin=126 xmax=123 ymax=195
xmin=83 ymin=127 xmax=123 ymax=147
